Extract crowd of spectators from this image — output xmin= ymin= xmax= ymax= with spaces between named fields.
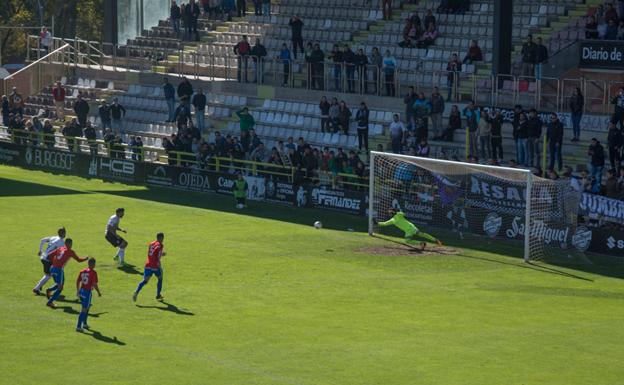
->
xmin=399 ymin=10 xmax=439 ymax=49
xmin=170 ymin=0 xmax=272 ymax=33
xmin=585 ymin=2 xmax=624 ymax=40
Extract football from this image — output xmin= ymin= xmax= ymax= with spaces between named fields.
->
xmin=314 ymin=221 xmax=322 ymax=229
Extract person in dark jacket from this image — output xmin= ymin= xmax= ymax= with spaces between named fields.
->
xmin=355 ymin=102 xmax=369 ymax=152
xmin=343 ymin=45 xmax=356 ymax=93
xmin=403 ymin=86 xmax=417 ymax=128
xmin=310 ymin=43 xmax=325 ymax=90
xmin=236 ymin=0 xmax=246 ymax=17
xmin=163 ymin=77 xmax=176 ymax=122
xmin=185 ymin=0 xmax=200 ymax=41
xmin=546 ymin=113 xmax=564 ymax=171
xmin=250 ymin=38 xmax=267 ymax=83
xmin=329 ymin=44 xmax=343 ymax=92
xmin=62 ymin=118 xmax=83 ymax=152
xmin=192 ymin=88 xmax=207 ymax=132
xmin=110 ymin=97 xmax=126 ymax=134
xmin=174 ymin=97 xmax=192 ymax=129
xmin=588 ymin=138 xmax=605 ymax=193
xmin=354 ymin=48 xmax=368 ymax=93
xmin=488 ymin=110 xmax=503 ymax=160
xmin=607 ymin=122 xmax=622 ymax=170
xmin=170 ymin=1 xmax=181 ymax=35
xmin=446 ymin=53 xmax=461 ymax=101
xmin=288 ymin=15 xmax=304 ymax=59
xmin=83 ymin=121 xmax=98 ymax=155
xmin=1 ymin=95 xmax=10 ymax=127
xmin=514 ymin=113 xmax=529 ymax=166
xmin=73 ymin=94 xmax=90 ymax=128
xmin=611 ymin=87 xmax=624 ymax=130
xmin=234 ymin=36 xmax=251 ymax=83
xmin=337 ymin=101 xmax=351 ymax=135
xmin=535 ymin=37 xmax=548 ymax=80
xmin=569 ymin=87 xmax=584 ymax=142
xmin=42 ymin=119 xmax=55 ymax=148
xmin=429 ymin=87 xmax=445 ymax=138
xmin=520 ymin=34 xmax=537 ymax=77
xmin=319 ymin=96 xmax=330 ymax=133
xmin=177 ymin=77 xmax=194 ymax=100
xmin=526 ymin=109 xmax=543 ymax=168
xmin=129 ymin=136 xmax=144 ymax=161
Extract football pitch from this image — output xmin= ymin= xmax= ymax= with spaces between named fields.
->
xmin=1 ymin=165 xmax=623 ymax=385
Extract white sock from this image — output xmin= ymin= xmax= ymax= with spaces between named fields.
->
xmin=34 ymin=275 xmax=50 ymax=291
xmin=118 ymin=248 xmax=125 ymax=264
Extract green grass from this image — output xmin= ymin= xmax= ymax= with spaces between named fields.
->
xmin=1 ymin=165 xmax=624 ymax=385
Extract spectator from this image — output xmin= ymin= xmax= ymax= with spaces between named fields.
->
xmin=185 ymin=0 xmax=200 ymax=41
xmin=389 ymin=114 xmax=404 ymax=153
xmin=520 ymin=34 xmax=537 ymax=77
xmin=412 ymin=92 xmax=431 ymax=121
xmin=478 ymin=109 xmax=491 ymax=161
xmin=569 ymin=87 xmax=584 ymax=142
xmin=319 ymin=96 xmax=330 ymax=133
xmin=39 ymin=27 xmax=52 ymax=55
xmin=489 ymin=110 xmax=503 ymax=161
xmin=236 ymin=107 xmax=255 ymax=133
xmin=586 ymin=16 xmax=599 ymax=39
xmin=343 ymin=45 xmax=356 ymax=93
xmin=42 ymin=119 xmax=55 ymax=148
xmin=31 ymin=116 xmax=42 ymax=146
xmin=236 ymin=0 xmax=246 ymax=17
xmin=535 ymin=37 xmax=548 ymax=80
xmin=354 ymin=48 xmax=368 ymax=93
xmin=329 ymin=44 xmax=343 ymax=91
xmin=249 ymin=129 xmax=261 ymax=152
xmin=177 ymin=77 xmax=194 ymax=100
xmin=417 ymin=23 xmax=438 ymax=48
xmin=382 ymin=49 xmax=397 ymax=96
xmin=337 ymin=101 xmax=352 ymax=135
xmin=192 ymin=88 xmax=207 ymax=132
xmin=606 ymin=18 xmax=619 ymax=39
xmin=8 ymin=87 xmax=24 ymax=117
xmin=547 ymin=113 xmax=564 ymax=171
xmin=611 ymin=86 xmax=624 ymax=129
xmin=262 ymin=0 xmax=271 ymax=16
xmin=110 ymin=97 xmax=126 ymax=134
xmin=356 ymin=102 xmax=369 ymax=152
xmin=174 ymin=97 xmax=192 ymax=128
xmin=170 ymin=0 xmax=181 ymax=36
xmin=605 ymin=169 xmax=619 ymax=198
xmin=462 ymin=40 xmax=483 ymax=64
xmin=423 ymin=9 xmax=436 ymax=29
xmin=618 ymin=166 xmax=624 ymax=193
xmin=63 ymin=118 xmax=82 ymax=152
xmin=250 ymin=38 xmax=267 ymax=83
xmin=1 ymin=95 xmax=9 ymax=126
xmin=252 ymin=0 xmax=261 ymax=15
xmin=403 ymin=86 xmax=417 ymax=128
xmin=234 ymin=35 xmax=251 ymax=83
xmin=289 ymin=15 xmax=304 ymax=59
xmin=329 ymin=97 xmax=340 ymax=133
xmin=73 ymin=94 xmax=89 ymax=128
xmin=437 ymin=104 xmax=460 ymax=142
xmin=588 ymin=138 xmax=605 ymax=192
xmin=607 ymin=121 xmax=622 ymax=169
xmin=310 ymin=43 xmax=325 ymax=90
xmin=446 ymin=53 xmax=461 ymax=101
xmin=369 ymin=47 xmax=382 ymax=94
xmin=278 ymin=43 xmax=292 ymax=86
xmin=250 ymin=142 xmax=269 ymax=163
xmin=617 ymin=20 xmax=624 ymax=39
xmin=463 ymin=101 xmax=480 ymax=158
xmin=527 ymin=108 xmax=542 ymax=168
xmin=51 ymin=81 xmax=65 ymax=122
xmin=163 ymin=77 xmax=176 ymax=122
xmin=98 ymin=100 xmax=111 ymax=130
xmin=605 ymin=2 xmax=619 ymax=23
xmin=514 ymin=112 xmax=529 ymax=166
xmin=83 ymin=121 xmax=98 ymax=155
xmin=416 ymin=139 xmax=430 ymax=157
xmin=382 ymin=0 xmax=392 ymax=21
xmin=429 ymin=87 xmax=445 ymax=139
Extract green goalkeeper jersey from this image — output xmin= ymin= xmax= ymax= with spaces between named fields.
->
xmin=378 ymin=211 xmax=418 ymax=236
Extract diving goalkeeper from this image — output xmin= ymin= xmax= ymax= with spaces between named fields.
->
xmin=376 ymin=208 xmax=443 ymax=248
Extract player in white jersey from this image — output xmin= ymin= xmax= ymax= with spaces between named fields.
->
xmin=33 ymin=227 xmax=66 ymax=295
xmin=105 ymin=208 xmax=128 ymax=266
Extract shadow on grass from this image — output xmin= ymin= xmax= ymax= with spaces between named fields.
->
xmin=92 ymin=186 xmax=367 ymax=232
xmin=135 ymin=300 xmax=194 ymax=316
xmin=82 ymin=329 xmax=126 ymax=346
xmin=0 ymin=177 xmax=87 ymax=197
xmin=117 ymin=263 xmax=142 ymax=275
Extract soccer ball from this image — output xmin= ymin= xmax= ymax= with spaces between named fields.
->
xmin=314 ymin=221 xmax=322 ymax=229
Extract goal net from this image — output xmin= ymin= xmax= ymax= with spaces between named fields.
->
xmin=368 ymin=152 xmax=587 ymax=263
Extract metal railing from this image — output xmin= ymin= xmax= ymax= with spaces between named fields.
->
xmin=24 ymin=35 xmax=623 ymax=115
xmin=3 ymin=128 xmax=368 ymax=189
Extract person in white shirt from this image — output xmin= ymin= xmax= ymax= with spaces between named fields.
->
xmin=105 ymin=208 xmax=128 ymax=266
xmin=33 ymin=227 xmax=66 ymax=295
xmin=389 ymin=114 xmax=405 ymax=154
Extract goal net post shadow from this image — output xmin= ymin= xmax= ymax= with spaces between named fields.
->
xmin=369 ymin=151 xmax=585 ymax=263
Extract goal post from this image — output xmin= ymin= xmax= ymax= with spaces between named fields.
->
xmin=368 ymin=151 xmax=583 ymax=263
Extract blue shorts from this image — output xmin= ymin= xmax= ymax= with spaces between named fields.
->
xmin=50 ymin=267 xmax=64 ymax=286
xmin=144 ymin=267 xmax=162 ymax=280
xmin=79 ymin=288 xmax=92 ymax=308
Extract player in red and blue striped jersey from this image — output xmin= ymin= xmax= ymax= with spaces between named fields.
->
xmin=133 ymin=233 xmax=166 ymax=302
xmin=76 ymin=258 xmax=101 ymax=332
xmin=45 ymin=239 xmax=89 ymax=308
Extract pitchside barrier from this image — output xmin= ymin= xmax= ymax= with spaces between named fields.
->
xmin=0 ymin=136 xmax=622 ymax=257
